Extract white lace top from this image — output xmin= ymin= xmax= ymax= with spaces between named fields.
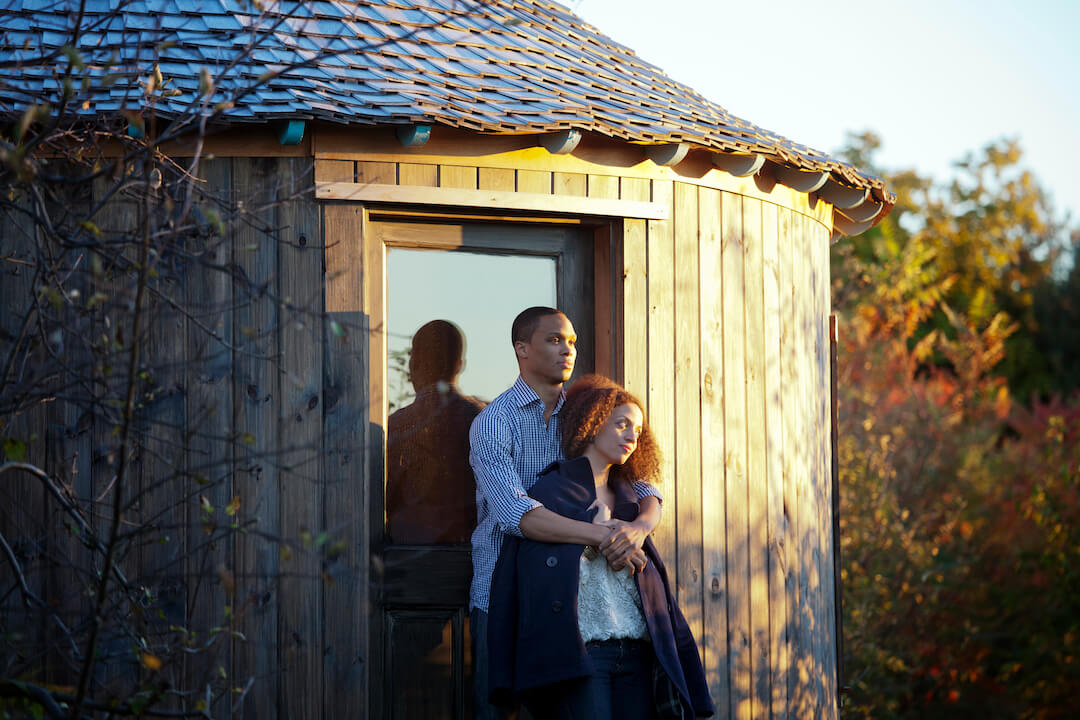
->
xmin=576 ymin=550 xmax=649 ymax=642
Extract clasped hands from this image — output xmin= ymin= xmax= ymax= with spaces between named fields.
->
xmin=588 ymin=499 xmax=649 ymax=573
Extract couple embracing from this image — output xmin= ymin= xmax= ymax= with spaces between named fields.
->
xmin=469 ymin=307 xmax=714 ymax=719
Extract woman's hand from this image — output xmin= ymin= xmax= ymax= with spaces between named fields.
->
xmin=587 ymin=498 xmax=612 ymax=524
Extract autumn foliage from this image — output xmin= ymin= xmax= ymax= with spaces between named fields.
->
xmin=835 ymin=134 xmax=1080 ymax=718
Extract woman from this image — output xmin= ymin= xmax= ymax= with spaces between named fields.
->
xmin=488 ymin=375 xmax=713 ymax=719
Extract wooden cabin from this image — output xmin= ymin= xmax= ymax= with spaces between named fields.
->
xmin=0 ymin=1 xmax=893 ymax=718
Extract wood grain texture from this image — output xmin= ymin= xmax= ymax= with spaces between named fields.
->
xmin=321 ymin=204 xmax=368 ymax=717
xmin=439 ymin=165 xmax=477 ymax=190
xmin=762 ymin=201 xmax=790 ymax=720
xmin=588 ymin=174 xmax=619 ymax=200
xmin=516 ymin=169 xmax=551 ymax=194
xmin=398 ymin=163 xmax=438 ymax=187
xmin=232 ymin=158 xmax=281 ymax=720
xmin=698 ymin=186 xmax=730 ymax=715
xmin=478 ymin=167 xmax=515 ymax=191
xmin=316 ymin=182 xmax=667 ymax=220
xmin=314 ymin=160 xmax=354 ymax=184
xmin=620 ymin=178 xmax=650 ymax=396
xmin=356 ymin=161 xmax=396 ymax=186
xmin=554 ymin=171 xmax=586 ymax=197
xmin=184 ymin=158 xmax=235 ymax=719
xmin=743 ymin=197 xmax=771 ymax=719
xmin=645 ymin=180 xmax=676 ymax=567
xmin=277 ymin=159 xmax=324 ymax=720
xmin=673 ymin=182 xmax=703 ymax=657
xmin=721 ymin=191 xmax=751 ymax=720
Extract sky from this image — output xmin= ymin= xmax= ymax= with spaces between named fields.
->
xmin=575 ymin=0 xmax=1080 ymax=224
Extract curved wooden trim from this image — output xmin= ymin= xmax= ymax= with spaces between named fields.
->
xmin=835 ymin=198 xmax=884 ymax=223
xmin=771 ymin=163 xmax=829 ymax=193
xmin=646 ymin=143 xmax=690 ymax=167
xmin=814 ymin=179 xmax=869 ymax=209
xmin=395 ymin=124 xmax=432 ymax=147
xmin=711 ymin=152 xmax=765 ymax=177
xmin=541 ymin=129 xmax=582 ymax=155
xmin=832 ymin=211 xmax=877 ymax=237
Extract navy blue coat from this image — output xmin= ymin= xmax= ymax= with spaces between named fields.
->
xmin=487 ymin=457 xmax=714 ymax=717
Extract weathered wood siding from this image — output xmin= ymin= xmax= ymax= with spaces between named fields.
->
xmin=4 ymin=125 xmax=837 ymax=719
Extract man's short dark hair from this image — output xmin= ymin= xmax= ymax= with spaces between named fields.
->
xmin=511 ymin=306 xmax=564 ymax=346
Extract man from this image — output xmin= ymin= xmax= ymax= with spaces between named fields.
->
xmin=468 ymin=306 xmax=662 ymax=718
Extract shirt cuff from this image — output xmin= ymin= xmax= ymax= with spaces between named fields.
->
xmin=501 ymin=496 xmax=544 ymax=538
xmin=633 ymin=481 xmax=663 ymax=503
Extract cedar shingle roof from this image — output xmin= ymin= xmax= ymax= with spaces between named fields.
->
xmin=0 ymin=0 xmax=893 ymax=219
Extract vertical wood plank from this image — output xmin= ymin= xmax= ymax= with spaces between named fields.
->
xmin=322 ymin=203 xmax=368 ymax=717
xmin=0 ymin=188 xmax=47 ymax=676
xmin=620 ymin=178 xmax=649 ymax=398
xmin=478 ymin=167 xmax=515 ymax=191
xmin=673 ymin=182 xmax=703 ymax=655
xmin=232 ymin=158 xmax=280 ymax=720
xmin=816 ymin=221 xmax=838 ymax=720
xmin=779 ymin=207 xmax=801 ymax=719
xmin=793 ymin=213 xmax=814 ymax=719
xmin=397 ymin=163 xmax=438 ymax=187
xmin=553 ymin=172 xmax=586 ymax=196
xmin=277 ymin=159 xmax=324 ymax=720
xmin=743 ymin=197 xmax=771 ymax=719
xmin=698 ymin=186 xmax=730 ymax=714
xmin=439 ymin=165 xmax=477 ymax=190
xmin=364 ymin=210 xmax=388 ymax=720
xmin=356 ymin=161 xmax=396 ymax=186
xmin=722 ymin=191 xmax=751 ymax=720
xmin=516 ymin=169 xmax=551 ymax=194
xmin=42 ymin=172 xmax=94 ymax=687
xmin=763 ymin=201 xmax=790 ymax=720
xmin=185 ymin=158 xmax=235 ymax=719
xmin=132 ymin=168 xmax=187 ymax=707
xmin=588 ymin=174 xmax=619 ymax=200
xmin=314 ymin=160 xmax=355 ymax=184
xmin=646 ymin=180 xmax=676 ymax=566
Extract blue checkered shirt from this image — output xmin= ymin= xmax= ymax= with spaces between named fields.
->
xmin=468 ymin=376 xmax=662 ymax=612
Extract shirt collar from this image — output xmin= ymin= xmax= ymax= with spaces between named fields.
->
xmin=510 ymin=375 xmax=566 ymax=415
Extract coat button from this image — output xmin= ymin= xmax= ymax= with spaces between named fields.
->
xmin=546 ymin=556 xmax=558 ymax=567
xmin=551 ymin=601 xmax=563 ymax=613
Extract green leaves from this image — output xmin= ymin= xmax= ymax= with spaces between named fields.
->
xmin=3 ymin=437 xmax=27 ymax=462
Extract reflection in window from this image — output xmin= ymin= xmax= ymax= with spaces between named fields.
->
xmin=386 ymin=248 xmax=557 ymax=545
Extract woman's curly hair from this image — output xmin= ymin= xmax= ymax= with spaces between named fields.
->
xmin=560 ymin=374 xmax=661 ymax=485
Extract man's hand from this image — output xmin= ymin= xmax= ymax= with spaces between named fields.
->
xmin=598 ymin=518 xmax=651 ymax=573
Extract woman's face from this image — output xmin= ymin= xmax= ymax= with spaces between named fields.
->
xmin=591 ymin=402 xmax=644 ymax=466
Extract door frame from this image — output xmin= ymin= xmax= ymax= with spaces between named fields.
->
xmin=359 ymin=205 xmax=623 ymax=719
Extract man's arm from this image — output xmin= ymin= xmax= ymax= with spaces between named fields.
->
xmin=469 ymin=409 xmax=612 ymax=546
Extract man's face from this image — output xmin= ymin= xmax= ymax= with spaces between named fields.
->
xmin=517 ymin=313 xmax=577 ymax=385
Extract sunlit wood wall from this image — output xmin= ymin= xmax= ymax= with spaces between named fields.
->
xmin=314 ymin=125 xmax=840 ymax=719
xmin=1 ymin=124 xmax=839 ymax=719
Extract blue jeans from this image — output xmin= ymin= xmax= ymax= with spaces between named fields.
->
xmin=522 ymin=638 xmax=657 ymax=720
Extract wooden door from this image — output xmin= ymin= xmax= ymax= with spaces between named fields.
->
xmin=367 ymin=218 xmax=600 ymax=719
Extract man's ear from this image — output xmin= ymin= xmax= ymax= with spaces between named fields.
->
xmin=514 ymin=340 xmax=528 ymax=359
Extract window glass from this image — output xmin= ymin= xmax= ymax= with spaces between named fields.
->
xmin=385 ymin=248 xmax=557 ymax=544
